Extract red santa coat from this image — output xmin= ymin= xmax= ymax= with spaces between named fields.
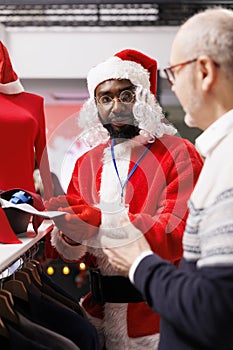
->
xmin=52 ymin=134 xmax=203 ymax=345
xmin=0 ymin=92 xmax=53 ymax=199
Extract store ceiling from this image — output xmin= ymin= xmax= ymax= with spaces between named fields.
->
xmin=0 ymin=1 xmax=232 ymax=27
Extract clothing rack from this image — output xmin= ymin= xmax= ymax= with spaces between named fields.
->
xmin=0 ymin=220 xmax=53 ymax=278
xmin=0 ymin=219 xmax=101 ymax=350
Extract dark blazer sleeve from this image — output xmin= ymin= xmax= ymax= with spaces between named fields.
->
xmin=133 ymin=254 xmax=233 ymax=348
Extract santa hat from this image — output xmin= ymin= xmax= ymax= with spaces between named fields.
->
xmin=87 ymin=49 xmax=157 ymax=97
xmin=0 ymin=41 xmax=24 ymax=94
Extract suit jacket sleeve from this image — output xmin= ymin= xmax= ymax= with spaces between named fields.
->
xmin=134 ymin=254 xmax=233 ymax=348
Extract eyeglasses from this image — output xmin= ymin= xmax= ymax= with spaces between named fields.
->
xmin=163 ymin=58 xmax=198 ymax=85
xmin=96 ymin=90 xmax=135 ymax=107
xmin=164 ymin=57 xmax=220 ymax=85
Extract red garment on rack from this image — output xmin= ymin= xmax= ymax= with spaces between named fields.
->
xmin=0 ymin=207 xmax=21 ymax=244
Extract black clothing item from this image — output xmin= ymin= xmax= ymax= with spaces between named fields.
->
xmin=4 ymin=312 xmax=79 ymax=350
xmin=40 ymin=271 xmax=85 ymax=317
xmin=13 ymin=283 xmax=100 ymax=350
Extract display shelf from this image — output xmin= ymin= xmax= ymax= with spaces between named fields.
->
xmin=0 ymin=220 xmax=53 ymax=273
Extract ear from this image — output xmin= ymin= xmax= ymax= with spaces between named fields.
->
xmin=197 ymin=55 xmax=218 ymax=91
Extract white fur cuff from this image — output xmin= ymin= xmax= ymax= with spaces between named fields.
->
xmin=51 ymin=227 xmax=87 ymax=261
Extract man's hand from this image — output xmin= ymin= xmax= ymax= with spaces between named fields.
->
xmin=44 ymin=195 xmax=85 ymax=211
xmin=102 ymin=220 xmax=151 ymax=277
xmin=45 ymin=196 xmax=101 ymax=242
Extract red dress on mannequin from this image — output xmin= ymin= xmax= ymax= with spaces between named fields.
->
xmin=0 ymin=40 xmax=53 ymax=199
xmin=0 ymin=92 xmax=52 ymax=199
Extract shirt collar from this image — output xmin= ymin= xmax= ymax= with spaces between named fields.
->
xmin=195 ymin=109 xmax=233 ymax=158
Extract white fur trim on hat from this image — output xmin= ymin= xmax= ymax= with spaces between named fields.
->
xmin=0 ymin=79 xmax=24 ymax=94
xmin=87 ymin=56 xmax=150 ymax=97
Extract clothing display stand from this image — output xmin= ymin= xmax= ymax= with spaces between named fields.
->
xmin=0 ymin=220 xmax=101 ymax=350
xmin=0 ymin=220 xmax=53 ymax=278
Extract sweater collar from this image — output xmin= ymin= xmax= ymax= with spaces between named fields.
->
xmin=195 ymin=109 xmax=233 ymax=158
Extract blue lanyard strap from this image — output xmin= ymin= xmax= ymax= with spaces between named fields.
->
xmin=110 ymin=139 xmax=152 ymax=202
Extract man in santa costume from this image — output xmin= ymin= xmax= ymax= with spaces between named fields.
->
xmin=45 ymin=49 xmax=203 ymax=349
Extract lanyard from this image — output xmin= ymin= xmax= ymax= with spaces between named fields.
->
xmin=110 ymin=139 xmax=152 ymax=203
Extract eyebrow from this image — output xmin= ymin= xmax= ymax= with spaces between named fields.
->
xmin=97 ymin=85 xmax=135 ymax=96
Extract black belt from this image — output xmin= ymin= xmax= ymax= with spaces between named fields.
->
xmin=89 ymin=268 xmax=145 ymax=304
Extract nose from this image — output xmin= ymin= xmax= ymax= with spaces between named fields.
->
xmin=111 ymin=97 xmax=124 ymax=114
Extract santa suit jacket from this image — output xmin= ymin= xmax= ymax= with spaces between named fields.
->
xmin=52 ymin=134 xmax=203 ymax=345
xmin=0 ymin=92 xmax=53 ymax=199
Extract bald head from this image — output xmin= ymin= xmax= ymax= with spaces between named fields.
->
xmin=173 ymin=8 xmax=233 ymax=81
xmin=168 ymin=7 xmax=233 ymax=130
